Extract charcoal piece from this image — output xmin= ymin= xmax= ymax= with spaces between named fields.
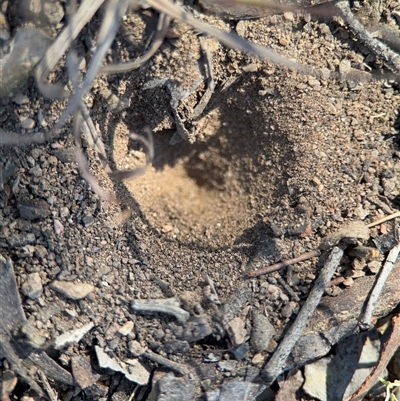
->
xmin=164 ymin=340 xmax=190 ymax=354
xmin=182 ymin=315 xmax=212 ymax=342
xmin=152 ymin=372 xmax=196 ymax=401
xmin=18 ymin=199 xmax=50 ymax=220
xmin=373 ymin=233 xmax=398 ymax=254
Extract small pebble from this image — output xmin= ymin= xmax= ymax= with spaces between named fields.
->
xmin=283 ymin=11 xmax=294 ymax=21
xmin=251 ymin=312 xmax=275 ymax=353
xmin=37 ymin=109 xmax=47 ymax=127
xmin=153 ymin=328 xmax=165 ymax=341
xmin=54 ymin=219 xmax=64 ymax=235
xmin=164 ymin=340 xmax=190 ymax=354
xmin=21 ymin=117 xmax=36 ymax=129
xmin=65 ymin=309 xmax=77 ymax=319
xmin=351 ymin=270 xmax=366 ymax=278
xmin=29 ymin=165 xmax=42 ymax=177
xmin=251 ymin=353 xmax=265 ymax=365
xmin=59 ymin=207 xmax=70 ymax=218
xmin=128 ymin=340 xmax=146 ymax=356
xmin=281 ymin=302 xmax=296 ymax=318
xmin=342 ymin=277 xmax=354 ymax=286
xmin=82 ymin=215 xmax=95 ymax=227
xmin=368 ymin=261 xmax=381 ymax=274
xmin=21 ymin=272 xmax=43 ymax=299
xmin=162 ymin=224 xmax=173 ymax=233
xmin=118 ymin=321 xmax=134 ymax=336
xmin=339 ymin=59 xmax=351 ymax=76
xmin=50 ymin=280 xmax=95 ymax=300
xmin=279 ymin=37 xmax=289 ymax=47
xmin=13 ymin=93 xmax=29 ymax=105
xmin=226 ymin=317 xmax=247 ymax=346
xmin=267 ymin=284 xmax=281 ymax=301
xmin=236 ymin=20 xmax=247 ymax=38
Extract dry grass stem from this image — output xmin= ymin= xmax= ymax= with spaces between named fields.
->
xmin=147 ymin=0 xmax=305 ymax=71
xmin=262 ymin=246 xmax=344 ymax=384
xmin=359 ymin=229 xmax=400 ymax=328
xmin=246 ymin=250 xmax=321 ymax=277
xmin=100 ymin=12 xmax=171 ymax=75
xmin=35 ymin=0 xmax=105 ymax=99
xmin=366 ymin=211 xmax=400 ymax=228
xmin=53 ymin=0 xmax=131 ymax=131
xmin=73 ymin=112 xmax=118 ymax=203
xmin=334 ymin=0 xmax=400 ymax=75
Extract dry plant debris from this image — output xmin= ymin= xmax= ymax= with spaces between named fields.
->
xmin=262 ymin=246 xmax=344 ymax=384
xmin=0 ymin=0 xmax=400 ymax=399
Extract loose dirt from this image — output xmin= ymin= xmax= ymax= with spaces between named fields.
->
xmin=1 ymin=1 xmax=400 ymax=399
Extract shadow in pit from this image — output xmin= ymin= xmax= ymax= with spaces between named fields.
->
xmin=98 ymin=70 xmax=299 ymax=254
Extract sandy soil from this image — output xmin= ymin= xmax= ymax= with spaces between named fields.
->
xmin=1 ymin=0 xmax=400 ymax=399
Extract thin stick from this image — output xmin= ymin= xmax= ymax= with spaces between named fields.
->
xmin=191 ymin=36 xmax=215 ymax=120
xmin=359 ymin=232 xmax=400 ymax=328
xmin=53 ymin=0 xmax=131 ymax=131
xmin=100 ymin=13 xmax=171 ymax=74
xmin=143 ymin=350 xmax=188 ymax=376
xmin=0 ymin=128 xmax=45 ymax=146
xmin=37 ymin=370 xmax=58 ymax=401
xmin=262 ymin=246 xmax=344 ymax=385
xmin=276 ymin=276 xmax=300 ymax=302
xmin=334 ymin=0 xmax=400 ymax=74
xmin=366 ymin=211 xmax=400 ymax=228
xmin=146 ymin=0 xmax=303 ymax=71
xmin=246 ymin=250 xmax=320 ymax=278
xmin=35 ymin=0 xmax=105 ymax=99
xmin=74 ymin=111 xmax=118 ymax=203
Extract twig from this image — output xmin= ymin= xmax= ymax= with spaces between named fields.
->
xmin=349 ymin=312 xmax=400 ymax=401
xmin=108 ymin=131 xmax=154 ymax=180
xmin=79 ymin=103 xmax=112 ymax=174
xmin=143 ymin=350 xmax=189 ymax=376
xmin=130 ymin=297 xmax=190 ymax=323
xmin=359 ymin=231 xmax=400 ymax=328
xmin=37 ymin=370 xmax=58 ymax=401
xmin=0 ymin=129 xmax=46 ymax=146
xmin=100 ymin=12 xmax=171 ymax=74
xmin=205 ymin=274 xmax=221 ymax=304
xmin=191 ymin=36 xmax=215 ymax=120
xmin=146 ymin=0 xmax=304 ymax=71
xmin=74 ymin=111 xmax=118 ymax=203
xmin=35 ymin=0 xmax=105 ymax=100
xmin=276 ymin=276 xmax=300 ymax=302
xmin=246 ymin=250 xmax=320 ymax=278
xmin=367 ymin=197 xmax=394 ymax=215
xmin=334 ymin=0 xmax=400 ymax=74
xmin=366 ymin=211 xmax=400 ymax=228
xmin=262 ymin=246 xmax=344 ymax=385
xmin=53 ymin=0 xmax=131 ymax=132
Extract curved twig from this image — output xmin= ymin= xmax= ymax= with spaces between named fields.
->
xmin=74 ymin=111 xmax=118 ymax=203
xmin=262 ymin=246 xmax=344 ymax=385
xmin=107 ymin=130 xmax=154 ymax=181
xmin=35 ymin=0 xmax=105 ymax=100
xmin=53 ymin=0 xmax=131 ymax=132
xmin=147 ymin=0 xmax=305 ymax=72
xmin=334 ymin=0 xmax=400 ymax=75
xmin=100 ymin=12 xmax=171 ymax=75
